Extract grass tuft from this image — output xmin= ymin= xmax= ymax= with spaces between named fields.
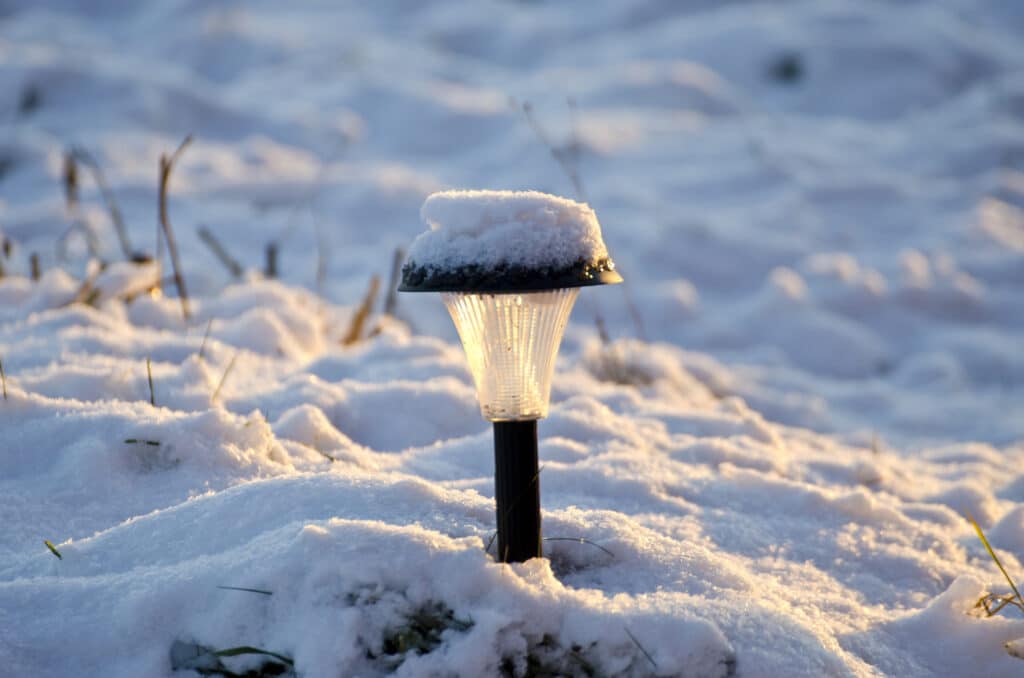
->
xmin=375 ymin=601 xmax=472 ymax=669
xmin=170 ymin=640 xmax=293 ymax=677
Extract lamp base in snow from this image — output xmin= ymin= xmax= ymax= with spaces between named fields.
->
xmin=493 ymin=420 xmax=542 ymax=563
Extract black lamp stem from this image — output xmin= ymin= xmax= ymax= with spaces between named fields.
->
xmin=493 ymin=420 xmax=541 ymax=563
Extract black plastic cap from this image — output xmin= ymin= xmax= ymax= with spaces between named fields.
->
xmin=398 ymin=257 xmax=623 ymax=293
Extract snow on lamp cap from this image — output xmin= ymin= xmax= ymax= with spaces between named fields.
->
xmin=400 ymin=190 xmax=622 ymax=292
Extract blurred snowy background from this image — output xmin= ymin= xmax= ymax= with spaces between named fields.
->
xmin=2 ymin=1 xmax=1024 ymax=676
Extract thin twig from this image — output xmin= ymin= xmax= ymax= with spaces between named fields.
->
xmin=146 ymin=358 xmax=155 ymax=406
xmin=124 ymin=438 xmax=160 ymax=446
xmin=157 ymin=135 xmax=193 ymax=321
xmin=342 ymin=275 xmax=380 ymax=346
xmin=624 ymin=627 xmax=657 ymax=669
xmin=29 ymin=253 xmax=40 ymax=281
xmin=212 ymin=352 xmax=239 ymax=402
xmin=197 ymin=227 xmax=243 ymax=278
xmin=71 ymin=146 xmax=133 ymax=259
xmin=0 ymin=357 xmax=7 ymax=400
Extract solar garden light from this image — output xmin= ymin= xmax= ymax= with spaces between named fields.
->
xmin=399 ymin=190 xmax=621 ymax=563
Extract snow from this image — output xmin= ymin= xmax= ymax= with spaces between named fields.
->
xmin=1 ymin=0 xmax=1024 ymax=676
xmin=407 ymin=190 xmax=611 ymax=275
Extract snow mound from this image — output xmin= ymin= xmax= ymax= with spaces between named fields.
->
xmin=406 ymin=190 xmax=612 ymax=276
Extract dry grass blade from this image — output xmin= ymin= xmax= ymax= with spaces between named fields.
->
xmin=71 ymin=146 xmax=133 ymax=259
xmin=265 ymin=241 xmax=278 ymax=278
xmin=622 ymin=284 xmax=647 ymax=341
xmin=212 ymin=351 xmax=239 ymax=402
xmin=157 ymin=134 xmax=193 ymax=321
xmin=521 ymin=101 xmax=587 ymax=201
xmin=1 ymin=357 xmax=7 ymax=400
xmin=198 ymin=318 xmax=213 ymax=360
xmin=342 ymin=274 xmax=381 ymax=346
xmin=56 ymin=221 xmax=101 ymax=261
xmin=213 ymin=646 xmax=293 ymax=666
xmin=624 ymin=626 xmax=657 ymax=669
xmin=968 ymin=512 xmax=1024 ymax=612
xmin=594 ymin=314 xmax=610 ymax=345
xmin=543 ymin=537 xmax=615 ymax=558
xmin=66 ymin=263 xmax=105 ymax=308
xmin=146 ymin=357 xmax=155 ymax=406
xmin=197 ymin=226 xmax=243 ymax=278
xmin=216 ymin=585 xmax=273 ymax=596
xmin=384 ymin=247 xmax=404 ymax=316
xmin=315 ymin=218 xmax=328 ymax=293
xmin=62 ymin=150 xmax=78 ymax=209
xmin=44 ymin=540 xmax=62 ymax=560
xmin=975 ymin=592 xmax=1024 ymax=617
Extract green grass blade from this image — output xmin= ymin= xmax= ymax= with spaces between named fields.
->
xmin=968 ymin=512 xmax=1024 ymax=607
xmin=44 ymin=540 xmax=62 ymax=560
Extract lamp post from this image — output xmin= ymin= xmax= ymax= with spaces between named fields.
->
xmin=399 ymin=190 xmax=622 ymax=563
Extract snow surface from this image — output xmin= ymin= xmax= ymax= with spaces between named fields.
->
xmin=407 ymin=190 xmax=610 ymax=274
xmin=1 ymin=0 xmax=1024 ymax=676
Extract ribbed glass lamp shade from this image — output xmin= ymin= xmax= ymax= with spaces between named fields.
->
xmin=443 ymin=288 xmax=580 ymax=421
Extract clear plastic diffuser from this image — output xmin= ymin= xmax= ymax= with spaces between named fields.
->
xmin=443 ymin=288 xmax=580 ymax=421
